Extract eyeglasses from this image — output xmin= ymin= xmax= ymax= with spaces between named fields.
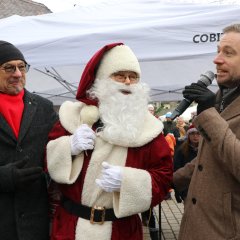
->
xmin=0 ymin=63 xmax=30 ymax=74
xmin=111 ymin=72 xmax=139 ymax=83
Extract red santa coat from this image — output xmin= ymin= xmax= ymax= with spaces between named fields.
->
xmin=47 ymin=101 xmax=173 ymax=240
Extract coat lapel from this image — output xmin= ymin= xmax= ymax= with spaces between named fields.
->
xmin=18 ymin=90 xmax=37 ymax=143
xmin=0 ymin=114 xmax=16 ymax=142
xmin=220 ymin=95 xmax=240 ymax=120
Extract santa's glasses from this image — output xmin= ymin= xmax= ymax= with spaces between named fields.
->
xmin=111 ymin=71 xmax=139 ymax=83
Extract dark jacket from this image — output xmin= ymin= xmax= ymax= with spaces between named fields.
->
xmin=173 ymin=142 xmax=197 ymax=200
xmin=0 ymin=89 xmax=58 ymax=240
xmin=172 ymin=126 xmax=188 ymax=150
xmin=163 ymin=121 xmax=176 ymax=136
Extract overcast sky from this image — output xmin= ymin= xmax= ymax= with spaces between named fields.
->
xmin=35 ymin=0 xmax=240 ymax=13
xmin=35 ymin=0 xmax=99 ymax=12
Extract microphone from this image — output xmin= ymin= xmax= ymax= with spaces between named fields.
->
xmin=170 ymin=71 xmax=215 ymax=120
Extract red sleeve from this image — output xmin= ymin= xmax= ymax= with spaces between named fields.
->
xmin=147 ymin=133 xmax=173 ymax=205
xmin=48 ymin=120 xmax=70 ymax=141
xmin=127 ymin=133 xmax=173 ymax=206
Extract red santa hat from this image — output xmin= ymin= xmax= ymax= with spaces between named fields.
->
xmin=76 ymin=43 xmax=141 ymax=106
xmin=187 ymin=124 xmax=198 ymax=135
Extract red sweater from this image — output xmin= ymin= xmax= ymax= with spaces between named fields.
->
xmin=0 ymin=90 xmax=24 ymax=138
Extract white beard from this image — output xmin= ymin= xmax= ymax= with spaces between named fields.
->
xmin=87 ymin=78 xmax=150 ymax=145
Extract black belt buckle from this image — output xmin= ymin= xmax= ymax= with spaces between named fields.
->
xmin=90 ymin=205 xmax=106 ymax=224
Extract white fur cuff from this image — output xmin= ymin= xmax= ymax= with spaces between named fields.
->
xmin=47 ymin=136 xmax=84 ymax=184
xmin=113 ymin=167 xmax=152 ymax=217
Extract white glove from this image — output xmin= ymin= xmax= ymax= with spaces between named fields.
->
xmin=95 ymin=162 xmax=123 ymax=192
xmin=70 ymin=124 xmax=96 ymax=155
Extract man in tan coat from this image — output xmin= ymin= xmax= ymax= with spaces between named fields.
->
xmin=173 ymin=23 xmax=240 ymax=239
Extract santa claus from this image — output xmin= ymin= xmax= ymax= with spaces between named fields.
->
xmin=46 ymin=43 xmax=173 ymax=240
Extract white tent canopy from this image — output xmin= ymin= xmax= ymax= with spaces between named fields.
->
xmin=0 ymin=0 xmax=239 ymax=104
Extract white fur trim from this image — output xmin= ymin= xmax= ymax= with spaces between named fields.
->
xmin=75 ymin=217 xmax=112 ymax=240
xmin=81 ymin=137 xmax=128 ymax=207
xmin=98 ymin=112 xmax=163 ymax=147
xmin=76 ymin=138 xmax=128 ymax=239
xmin=96 ymin=45 xmax=141 ymax=79
xmin=47 ymin=101 xmax=99 ymax=184
xmin=113 ymin=167 xmax=152 ymax=217
xmin=59 ymin=101 xmax=162 ymax=147
xmin=47 ymin=136 xmax=84 ymax=184
xmin=59 ymin=101 xmax=99 ymax=133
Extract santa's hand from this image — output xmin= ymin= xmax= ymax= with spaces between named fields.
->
xmin=95 ymin=162 xmax=123 ymax=192
xmin=70 ymin=124 xmax=96 ymax=155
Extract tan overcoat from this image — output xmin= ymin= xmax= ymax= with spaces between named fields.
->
xmin=174 ymin=95 xmax=240 ymax=240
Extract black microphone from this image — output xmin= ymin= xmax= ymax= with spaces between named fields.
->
xmin=170 ymin=71 xmax=215 ymax=120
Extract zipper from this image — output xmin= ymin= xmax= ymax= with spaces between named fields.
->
xmin=220 ymin=98 xmax=225 ymax=112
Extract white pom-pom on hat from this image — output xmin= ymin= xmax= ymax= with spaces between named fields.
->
xmin=80 ymin=105 xmax=99 ymax=127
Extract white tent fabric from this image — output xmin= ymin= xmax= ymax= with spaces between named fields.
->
xmin=0 ymin=0 xmax=239 ymax=104
xmin=159 ymin=105 xmax=197 ymax=122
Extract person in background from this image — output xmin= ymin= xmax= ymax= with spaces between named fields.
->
xmin=173 ymin=124 xmax=200 ymax=203
xmin=172 ymin=116 xmax=189 ymax=149
xmin=173 ymin=23 xmax=240 ymax=239
xmin=46 ymin=43 xmax=173 ymax=240
xmin=162 ymin=112 xmax=178 ymax=200
xmin=164 ymin=133 xmax=176 ymax=201
xmin=165 ymin=133 xmax=176 ymax=158
xmin=0 ymin=40 xmax=58 ymax=240
xmin=189 ymin=111 xmax=197 ymax=124
xmin=163 ymin=112 xmax=176 ymax=136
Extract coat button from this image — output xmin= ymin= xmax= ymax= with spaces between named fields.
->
xmin=198 ymin=165 xmax=203 ymax=171
xmin=16 ymin=145 xmax=22 ymax=152
xmin=192 ymin=198 xmax=197 ymax=204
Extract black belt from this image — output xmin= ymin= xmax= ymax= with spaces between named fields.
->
xmin=62 ymin=196 xmax=118 ymax=224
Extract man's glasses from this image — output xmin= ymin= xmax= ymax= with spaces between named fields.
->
xmin=0 ymin=63 xmax=30 ymax=74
